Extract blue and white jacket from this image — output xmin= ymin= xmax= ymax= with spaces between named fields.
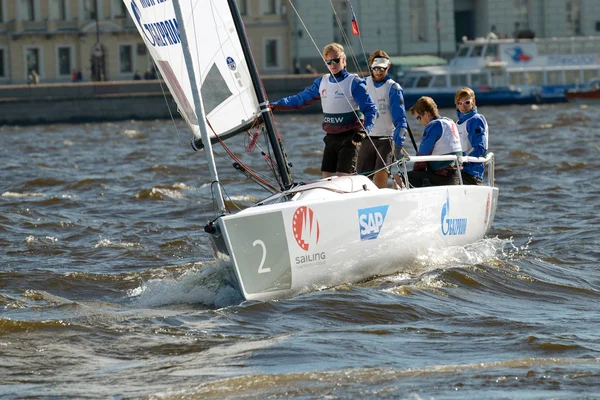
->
xmin=271 ymin=70 xmax=377 ymax=134
xmin=456 ymin=109 xmax=488 ymax=180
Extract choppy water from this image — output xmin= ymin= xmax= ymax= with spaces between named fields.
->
xmin=1 ymin=102 xmax=600 ymax=399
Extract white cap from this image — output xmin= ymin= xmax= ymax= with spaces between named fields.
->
xmin=371 ymin=57 xmax=390 ymax=68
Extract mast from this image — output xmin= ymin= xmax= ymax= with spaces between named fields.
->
xmin=172 ymin=0 xmax=227 ymax=213
xmin=227 ymin=0 xmax=294 ymax=189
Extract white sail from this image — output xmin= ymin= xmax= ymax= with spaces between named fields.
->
xmin=123 ymin=0 xmax=260 ymax=140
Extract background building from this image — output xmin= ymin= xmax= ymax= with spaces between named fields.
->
xmin=0 ymin=0 xmax=598 ymax=84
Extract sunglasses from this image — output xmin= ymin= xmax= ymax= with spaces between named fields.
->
xmin=372 ymin=66 xmax=387 ymax=72
xmin=325 ymin=57 xmax=341 ymax=65
xmin=457 ymin=99 xmax=472 ymax=106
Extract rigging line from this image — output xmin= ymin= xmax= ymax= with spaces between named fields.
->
xmin=154 ymin=61 xmax=217 ymax=222
xmin=329 ymin=0 xmax=360 ymax=74
xmin=287 ymin=0 xmax=370 ymax=136
xmin=346 ymin=0 xmax=370 ymax=75
xmin=329 ymin=0 xmax=405 ymax=172
xmin=328 ymin=0 xmax=389 ymax=172
xmin=207 ymin=120 xmax=280 ymax=193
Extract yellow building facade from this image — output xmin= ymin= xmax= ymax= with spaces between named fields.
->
xmin=0 ymin=0 xmax=291 ymax=84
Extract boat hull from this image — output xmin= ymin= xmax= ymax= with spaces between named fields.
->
xmin=216 ymin=176 xmax=498 ymax=301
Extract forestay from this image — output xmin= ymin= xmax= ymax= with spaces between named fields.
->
xmin=124 ymin=0 xmax=260 ymax=141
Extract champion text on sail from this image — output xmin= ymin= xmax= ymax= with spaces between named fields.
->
xmin=139 ymin=0 xmax=167 ymax=8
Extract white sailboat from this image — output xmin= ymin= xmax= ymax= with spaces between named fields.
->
xmin=123 ymin=0 xmax=499 ymax=302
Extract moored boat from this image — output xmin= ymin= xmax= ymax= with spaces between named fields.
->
xmin=566 ymin=77 xmax=600 ymax=102
xmin=400 ymin=36 xmax=600 ymax=107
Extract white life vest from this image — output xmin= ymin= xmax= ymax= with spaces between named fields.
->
xmin=431 ymin=117 xmax=462 ymax=155
xmin=366 ymin=77 xmax=395 ymax=137
xmin=319 ymin=74 xmax=360 ymax=126
xmin=457 ymin=114 xmax=489 ymax=154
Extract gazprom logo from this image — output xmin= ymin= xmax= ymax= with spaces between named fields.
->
xmin=358 ymin=205 xmax=389 ymax=241
xmin=441 ymin=191 xmax=467 ymax=236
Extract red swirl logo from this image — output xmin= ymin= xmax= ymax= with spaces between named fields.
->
xmin=292 ymin=206 xmax=320 ymax=251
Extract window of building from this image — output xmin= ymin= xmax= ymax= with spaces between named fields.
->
xmin=456 ymin=46 xmax=470 ymax=57
xmin=484 ymin=44 xmax=498 ymax=58
xmin=564 ymin=69 xmax=581 ymax=85
xmin=450 ymin=74 xmax=468 ymax=87
xmin=331 ymin=0 xmax=348 ymax=44
xmin=264 ymin=38 xmax=279 ymax=68
xmin=430 ymin=75 xmax=447 ymax=88
xmin=566 ymin=0 xmax=581 ymax=36
xmin=583 ymin=69 xmax=600 ymax=82
xmin=260 ymin=0 xmax=277 ymax=15
xmin=0 ymin=48 xmax=6 ymax=78
xmin=112 ymin=0 xmax=126 ymax=18
xmin=416 ymin=76 xmax=432 ymax=88
xmin=49 ymin=0 xmax=67 ymax=20
xmin=20 ymin=0 xmax=36 ymax=21
xmin=57 ymin=47 xmax=72 ymax=76
xmin=513 ymin=0 xmax=529 ymax=35
xmin=85 ymin=0 xmax=98 ymax=20
xmin=471 ymin=45 xmax=484 ymax=57
xmin=545 ymin=70 xmax=564 ymax=85
xmin=26 ymin=47 xmax=40 ymax=75
xmin=119 ymin=45 xmax=133 ymax=73
xmin=526 ymin=71 xmax=543 ymax=85
xmin=236 ymin=0 xmax=248 ymax=16
xmin=471 ymin=73 xmax=490 ymax=86
xmin=409 ymin=0 xmax=426 ymax=41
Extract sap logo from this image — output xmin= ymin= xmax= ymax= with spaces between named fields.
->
xmin=334 ymin=90 xmax=345 ymax=97
xmin=292 ymin=206 xmax=320 ymax=251
xmin=358 ymin=205 xmax=389 ymax=241
xmin=323 ymin=116 xmax=344 ymax=124
xmin=441 ymin=191 xmax=467 ymax=236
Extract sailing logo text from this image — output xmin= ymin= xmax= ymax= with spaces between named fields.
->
xmin=358 ymin=205 xmax=389 ymax=241
xmin=441 ymin=191 xmax=467 ymax=236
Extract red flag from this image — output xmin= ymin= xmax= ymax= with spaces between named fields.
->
xmin=350 ymin=5 xmax=360 ymax=36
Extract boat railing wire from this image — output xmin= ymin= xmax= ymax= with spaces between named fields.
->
xmin=394 ymin=152 xmax=496 ymax=188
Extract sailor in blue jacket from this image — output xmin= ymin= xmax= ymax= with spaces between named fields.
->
xmin=408 ymin=96 xmax=463 ymax=187
xmin=357 ymin=49 xmax=407 ymax=188
xmin=271 ymin=43 xmax=378 ymax=178
xmin=454 ymin=87 xmax=488 ymax=185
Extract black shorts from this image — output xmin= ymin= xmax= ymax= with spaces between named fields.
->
xmin=321 ymin=130 xmax=358 ymax=174
xmin=356 ymin=136 xmax=393 ymax=175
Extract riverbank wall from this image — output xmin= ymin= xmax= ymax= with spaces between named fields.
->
xmin=0 ymin=75 xmax=320 ymax=125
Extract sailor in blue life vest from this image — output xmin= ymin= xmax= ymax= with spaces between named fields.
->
xmin=357 ymin=50 xmax=407 ymax=188
xmin=270 ymin=43 xmax=378 ymax=178
xmin=454 ymin=87 xmax=489 ymax=185
xmin=408 ymin=96 xmax=463 ymax=187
